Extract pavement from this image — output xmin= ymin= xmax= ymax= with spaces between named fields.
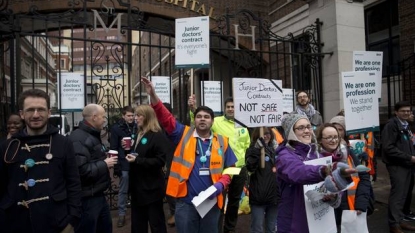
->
xmin=111 ymin=157 xmax=415 ymax=233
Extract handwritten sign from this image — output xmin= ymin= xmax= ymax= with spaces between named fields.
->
xmin=151 ymin=76 xmax=171 ymax=106
xmin=201 ymin=81 xmax=222 ymax=113
xmin=58 ymin=72 xmax=85 ymax=112
xmin=304 ymin=156 xmax=337 ymax=233
xmin=342 ymin=71 xmax=380 ymax=134
xmin=232 ymin=78 xmax=283 ymax=128
xmin=175 ymin=16 xmax=210 ymax=68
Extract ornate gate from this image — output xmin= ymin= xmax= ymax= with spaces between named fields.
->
xmin=0 ymin=0 xmax=329 ymax=209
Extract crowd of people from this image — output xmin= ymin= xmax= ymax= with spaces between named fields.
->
xmin=0 ymin=84 xmax=413 ymax=233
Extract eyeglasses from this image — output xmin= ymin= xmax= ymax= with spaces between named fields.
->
xmin=23 ymin=108 xmax=47 ymax=115
xmin=398 ymin=110 xmax=412 ymax=113
xmin=264 ymin=132 xmax=271 ymax=136
xmin=322 ymin=136 xmax=339 ymax=142
xmin=294 ymin=125 xmax=312 ymax=132
xmin=297 ymin=95 xmax=308 ymax=99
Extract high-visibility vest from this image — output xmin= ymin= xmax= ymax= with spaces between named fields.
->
xmin=166 ymin=126 xmax=228 ymax=208
xmin=347 ymin=156 xmax=360 ymax=210
xmin=366 ymin=132 xmax=375 ymax=176
xmin=271 ymin=128 xmax=284 ymax=144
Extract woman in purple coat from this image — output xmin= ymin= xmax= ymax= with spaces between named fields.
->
xmin=276 ymin=114 xmax=356 ymax=233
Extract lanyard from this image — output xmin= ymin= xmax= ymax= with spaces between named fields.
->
xmin=197 ymin=138 xmax=212 ymax=167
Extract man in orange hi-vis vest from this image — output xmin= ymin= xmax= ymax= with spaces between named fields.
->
xmin=141 ymin=77 xmax=237 ymax=233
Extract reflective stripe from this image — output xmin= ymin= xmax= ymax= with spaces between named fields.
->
xmin=211 ymin=168 xmax=222 ymax=175
xmin=172 ymin=156 xmax=192 ymax=168
xmin=169 ymin=171 xmax=186 ymax=182
xmin=216 ymin=135 xmax=225 ymax=171
xmin=347 ymin=189 xmax=356 ymax=196
xmin=179 ymin=127 xmax=195 ymax=158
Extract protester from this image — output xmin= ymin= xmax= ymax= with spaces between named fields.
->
xmin=276 ymin=113 xmax=355 ymax=233
xmin=189 ymin=95 xmax=250 ymax=233
xmin=245 ymin=127 xmax=280 ymax=233
xmin=142 ymin=77 xmax=237 ymax=233
xmin=316 ymin=122 xmax=372 ymax=232
xmin=69 ymin=104 xmax=117 ymax=233
xmin=125 ymin=104 xmax=168 ymax=233
xmin=110 ymin=106 xmax=137 ymax=227
xmin=294 ymin=91 xmax=323 ymax=128
xmin=0 ymin=89 xmax=82 ymax=233
xmin=381 ymin=101 xmax=415 ymax=233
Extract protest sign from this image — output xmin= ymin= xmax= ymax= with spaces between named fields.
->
xmin=304 ymin=156 xmax=337 ymax=233
xmin=175 ymin=16 xmax=209 ymax=68
xmin=282 ymin=88 xmax=295 ymax=113
xmin=201 ymin=81 xmax=222 ymax=113
xmin=58 ymin=72 xmax=84 ymax=112
xmin=150 ymin=76 xmax=171 ymax=106
xmin=353 ymin=51 xmax=383 ymax=98
xmin=342 ymin=71 xmax=380 ymax=134
xmin=232 ymin=78 xmax=283 ymax=128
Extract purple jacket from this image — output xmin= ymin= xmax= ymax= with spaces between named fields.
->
xmin=276 ymin=141 xmax=325 ymax=233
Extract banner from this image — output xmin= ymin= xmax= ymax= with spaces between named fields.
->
xmin=150 ymin=76 xmax=171 ymax=106
xmin=232 ymin=78 xmax=283 ymax=128
xmin=282 ymin=88 xmax=295 ymax=113
xmin=342 ymin=71 xmax=380 ymax=134
xmin=175 ymin=16 xmax=210 ymax=68
xmin=58 ymin=73 xmax=85 ymax=112
xmin=353 ymin=51 xmax=383 ymax=99
xmin=304 ymin=156 xmax=337 ymax=233
xmin=201 ymin=81 xmax=222 ymax=113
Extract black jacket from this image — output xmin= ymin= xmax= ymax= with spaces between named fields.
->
xmin=129 ymin=130 xmax=168 ymax=206
xmin=110 ymin=119 xmax=137 ymax=171
xmin=245 ymin=145 xmax=279 ymax=206
xmin=381 ymin=117 xmax=414 ymax=167
xmin=0 ymin=125 xmax=82 ymax=233
xmin=68 ymin=121 xmax=110 ymax=197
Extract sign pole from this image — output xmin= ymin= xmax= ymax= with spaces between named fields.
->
xmin=260 ymin=127 xmax=265 ymax=168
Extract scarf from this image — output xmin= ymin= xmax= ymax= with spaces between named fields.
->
xmin=295 ymin=103 xmax=317 ymax=121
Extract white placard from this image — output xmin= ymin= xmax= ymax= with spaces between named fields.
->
xmin=151 ymin=76 xmax=171 ymax=106
xmin=303 ymin=157 xmax=337 ymax=233
xmin=282 ymin=88 xmax=295 ymax=113
xmin=353 ymin=51 xmax=383 ymax=98
xmin=232 ymin=78 xmax=283 ymax=127
xmin=175 ymin=16 xmax=210 ymax=68
xmin=201 ymin=81 xmax=222 ymax=113
xmin=342 ymin=71 xmax=380 ymax=134
xmin=59 ymin=73 xmax=85 ymax=112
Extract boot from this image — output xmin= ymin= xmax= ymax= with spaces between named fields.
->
xmin=400 ymin=222 xmax=415 ymax=231
xmin=389 ymin=225 xmax=404 ymax=233
xmin=167 ymin=215 xmax=175 ymax=227
xmin=117 ymin=215 xmax=125 ymax=228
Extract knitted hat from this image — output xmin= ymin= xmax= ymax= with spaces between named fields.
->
xmin=324 ymin=162 xmax=352 ymax=192
xmin=281 ymin=113 xmax=308 ymax=139
xmin=330 ymin=116 xmax=346 ymax=131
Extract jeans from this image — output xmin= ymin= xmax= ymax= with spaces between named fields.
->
xmin=118 ymin=171 xmax=129 ymax=216
xmin=223 ymin=166 xmax=248 ymax=233
xmin=75 ymin=195 xmax=112 ymax=233
xmin=250 ymin=204 xmax=278 ymax=233
xmin=175 ymin=199 xmax=220 ymax=233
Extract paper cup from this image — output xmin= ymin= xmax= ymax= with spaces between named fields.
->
xmin=108 ymin=150 xmax=118 ymax=158
xmin=123 ymin=137 xmax=132 ymax=150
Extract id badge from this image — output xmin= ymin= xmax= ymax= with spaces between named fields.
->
xmin=199 ymin=168 xmax=210 ymax=176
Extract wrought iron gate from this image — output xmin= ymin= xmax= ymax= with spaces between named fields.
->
xmin=0 ymin=0 xmax=327 ymax=209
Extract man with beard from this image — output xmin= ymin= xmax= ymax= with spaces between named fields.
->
xmin=294 ymin=91 xmax=323 ymax=129
xmin=110 ymin=106 xmax=136 ymax=227
xmin=69 ymin=104 xmax=118 ymax=233
xmin=0 ymin=89 xmax=82 ymax=233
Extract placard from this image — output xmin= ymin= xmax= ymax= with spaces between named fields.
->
xmin=232 ymin=78 xmax=283 ymax=128
xmin=342 ymin=71 xmax=380 ymax=134
xmin=201 ymin=81 xmax=222 ymax=113
xmin=175 ymin=16 xmax=210 ymax=68
xmin=59 ymin=73 xmax=85 ymax=112
xmin=353 ymin=51 xmax=383 ymax=98
xmin=282 ymin=88 xmax=295 ymax=113
xmin=304 ymin=157 xmax=337 ymax=233
xmin=151 ymin=76 xmax=171 ymax=106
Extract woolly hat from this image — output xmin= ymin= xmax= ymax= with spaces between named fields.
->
xmin=281 ymin=113 xmax=309 ymax=139
xmin=330 ymin=116 xmax=346 ymax=131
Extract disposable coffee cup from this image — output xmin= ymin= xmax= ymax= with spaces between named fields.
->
xmin=130 ymin=152 xmax=138 ymax=157
xmin=123 ymin=137 xmax=132 ymax=150
xmin=108 ymin=150 xmax=118 ymax=158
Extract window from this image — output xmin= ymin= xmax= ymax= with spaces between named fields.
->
xmin=291 ymin=35 xmax=312 ymax=91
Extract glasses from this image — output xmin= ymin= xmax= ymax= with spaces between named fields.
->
xmin=23 ymin=108 xmax=47 ymax=114
xmin=297 ymin=95 xmax=308 ymax=99
xmin=264 ymin=132 xmax=271 ymax=136
xmin=294 ymin=125 xmax=312 ymax=132
xmin=322 ymin=136 xmax=339 ymax=142
xmin=399 ymin=110 xmax=411 ymax=113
